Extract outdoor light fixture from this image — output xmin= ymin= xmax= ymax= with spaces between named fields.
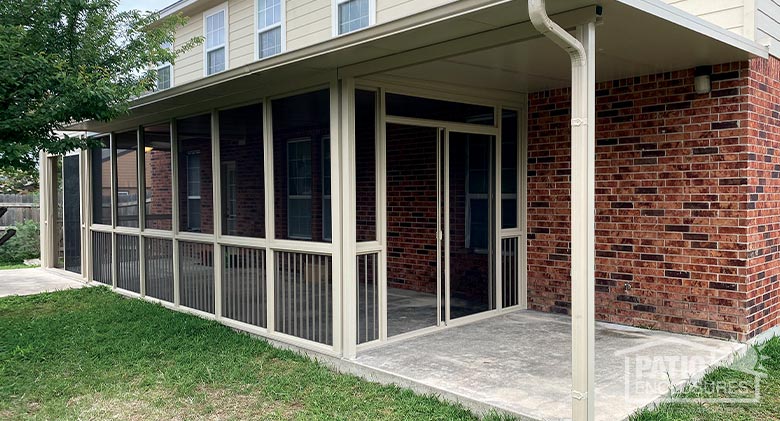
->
xmin=694 ymin=66 xmax=712 ymax=94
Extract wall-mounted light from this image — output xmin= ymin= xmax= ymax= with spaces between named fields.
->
xmin=694 ymin=66 xmax=712 ymax=95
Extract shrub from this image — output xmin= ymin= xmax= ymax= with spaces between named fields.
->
xmin=0 ymin=220 xmax=40 ymax=265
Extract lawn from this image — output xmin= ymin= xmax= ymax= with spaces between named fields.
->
xmin=633 ymin=337 xmax=780 ymax=420
xmin=0 ymin=287 xmax=506 ymax=420
xmin=2 ymin=287 xmax=780 ymax=420
xmin=0 ymin=264 xmax=39 ymax=270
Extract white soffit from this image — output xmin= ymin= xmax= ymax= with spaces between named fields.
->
xmin=383 ymin=0 xmax=768 ymax=93
xmin=74 ymin=0 xmax=766 ymax=132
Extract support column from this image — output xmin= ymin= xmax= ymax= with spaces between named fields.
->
xmin=340 ymin=77 xmax=358 ymax=359
xmin=571 ymin=20 xmax=596 ymax=421
xmin=38 ymin=151 xmax=50 ymax=268
xmin=138 ymin=127 xmax=147 ymax=297
xmin=211 ymin=110 xmax=223 ymax=319
xmin=528 ymin=1 xmax=597 ymax=419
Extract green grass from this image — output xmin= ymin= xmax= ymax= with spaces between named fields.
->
xmin=632 ymin=337 xmax=780 ymax=420
xmin=0 ymin=288 xmax=509 ymax=420
xmin=0 ymin=263 xmax=39 ymax=270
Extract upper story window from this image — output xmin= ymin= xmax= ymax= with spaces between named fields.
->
xmin=257 ymin=0 xmax=283 ymax=58
xmin=205 ymin=6 xmax=227 ymax=75
xmin=157 ymin=41 xmax=173 ymax=90
xmin=335 ymin=0 xmax=374 ymax=35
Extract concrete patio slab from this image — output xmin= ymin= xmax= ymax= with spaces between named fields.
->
xmin=352 ymin=310 xmax=745 ymax=421
xmin=0 ymin=268 xmax=85 ymax=297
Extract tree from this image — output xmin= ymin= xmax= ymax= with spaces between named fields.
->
xmin=0 ymin=0 xmax=200 ymax=173
xmin=0 ymin=166 xmax=38 ymax=193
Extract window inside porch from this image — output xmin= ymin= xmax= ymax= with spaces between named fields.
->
xmin=272 ymin=89 xmax=331 ymax=243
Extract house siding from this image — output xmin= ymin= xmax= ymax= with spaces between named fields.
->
xmin=756 ymin=0 xmax=780 ymax=56
xmin=167 ymin=0 xmax=475 ymax=86
xmin=173 ymin=10 xmax=205 ymax=85
xmin=526 ymin=61 xmax=780 ymax=341
xmin=286 ymin=0 xmax=330 ymax=51
xmin=661 ymin=0 xmax=746 ymax=36
xmin=230 ymin=0 xmax=256 ymax=68
xmin=376 ymin=0 xmax=454 ymax=25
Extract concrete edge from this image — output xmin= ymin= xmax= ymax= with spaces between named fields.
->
xmin=623 ymin=340 xmax=751 ymax=420
xmin=748 ymin=325 xmax=780 ymax=346
xmin=39 ymin=267 xmax=89 ymax=283
xmin=252 ymin=321 xmax=763 ymax=421
xmin=248 ymin=333 xmax=539 ymax=420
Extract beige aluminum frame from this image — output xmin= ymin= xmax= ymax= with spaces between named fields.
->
xmin=42 ymin=71 xmax=528 ymax=359
xmin=353 ymin=79 xmax=528 ymax=352
xmin=72 ymin=79 xmax=345 ymax=356
xmin=40 ymin=144 xmax=92 ymax=281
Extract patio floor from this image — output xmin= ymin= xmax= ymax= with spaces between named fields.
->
xmin=351 ymin=310 xmax=745 ymax=421
xmin=0 ymin=268 xmax=85 ymax=297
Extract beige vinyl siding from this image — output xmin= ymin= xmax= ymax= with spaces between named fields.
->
xmin=230 ymin=0 xmax=256 ymax=67
xmin=376 ymin=0 xmax=455 ymax=24
xmin=756 ymin=0 xmax=780 ymax=56
xmin=662 ymin=0 xmax=746 ymax=36
xmin=174 ymin=11 xmax=205 ymax=85
xmin=168 ymin=0 xmax=467 ymax=84
xmin=286 ymin=0 xmax=330 ymax=51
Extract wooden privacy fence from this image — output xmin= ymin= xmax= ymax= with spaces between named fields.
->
xmin=0 ymin=194 xmax=40 ymax=228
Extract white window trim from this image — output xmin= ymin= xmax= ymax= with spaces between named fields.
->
xmin=222 ymin=161 xmax=237 ymax=235
xmin=156 ymin=41 xmax=174 ymax=91
xmin=254 ymin=0 xmax=286 ymax=61
xmin=186 ymin=151 xmax=202 ymax=232
xmin=287 ymin=137 xmax=313 ymax=240
xmin=156 ymin=63 xmax=173 ymax=91
xmin=331 ymin=0 xmax=376 ymax=37
xmin=203 ymin=3 xmax=229 ymax=77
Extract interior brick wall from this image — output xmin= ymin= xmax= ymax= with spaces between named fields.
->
xmin=527 ymin=61 xmax=770 ymax=341
xmin=177 ymin=136 xmax=214 ymax=234
xmin=146 ymin=148 xmax=172 ymax=230
xmin=272 ymin=128 xmax=328 ymax=242
xmin=220 ymin=134 xmax=265 ymax=238
xmin=386 ymin=123 xmax=439 ymax=293
xmin=356 ymin=113 xmax=378 ymax=242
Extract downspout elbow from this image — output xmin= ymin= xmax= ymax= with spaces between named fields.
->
xmin=528 ymin=0 xmax=587 ymax=66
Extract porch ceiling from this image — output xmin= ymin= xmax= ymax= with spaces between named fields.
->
xmin=369 ymin=0 xmax=767 ymax=94
xmin=73 ymin=0 xmax=766 ymax=133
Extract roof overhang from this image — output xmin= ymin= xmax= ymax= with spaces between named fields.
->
xmin=72 ymin=0 xmax=767 ymax=132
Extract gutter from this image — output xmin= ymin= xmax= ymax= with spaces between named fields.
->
xmin=528 ymin=1 xmax=597 ymax=420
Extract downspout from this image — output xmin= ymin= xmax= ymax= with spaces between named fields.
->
xmin=528 ymin=1 xmax=596 ymax=421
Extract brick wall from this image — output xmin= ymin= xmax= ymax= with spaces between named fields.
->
xmin=386 ymin=123 xmax=439 ymax=293
xmin=380 ymin=123 xmax=494 ymax=304
xmin=219 ymin=104 xmax=265 ymax=239
xmin=178 ymin=134 xmax=214 ymax=234
xmin=146 ymin=148 xmax=172 ymax=230
xmin=272 ymin=128 xmax=328 ymax=242
xmin=745 ymin=56 xmax=780 ymax=340
xmin=527 ymin=62 xmax=765 ymax=340
xmin=356 ymin=106 xmax=378 ymax=242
